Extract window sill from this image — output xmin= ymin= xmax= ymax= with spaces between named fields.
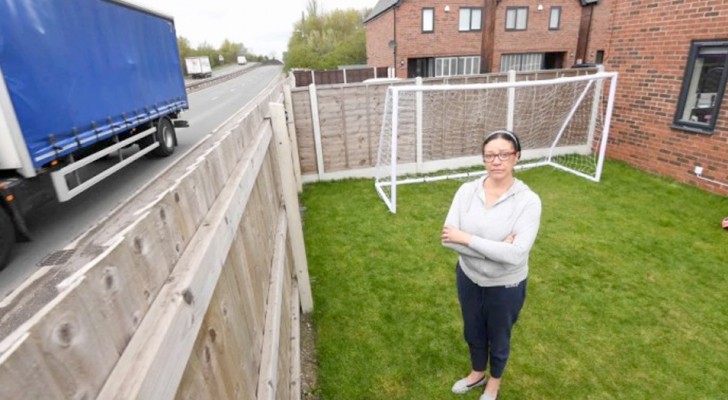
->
xmin=670 ymin=123 xmax=714 ymax=135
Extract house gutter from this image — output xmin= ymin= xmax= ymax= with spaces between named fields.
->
xmin=576 ymin=1 xmax=597 ymax=63
xmin=393 ymin=5 xmax=398 ymax=74
xmin=480 ymin=0 xmax=498 ymax=73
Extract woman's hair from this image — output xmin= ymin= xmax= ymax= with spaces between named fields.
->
xmin=482 ymin=129 xmax=522 ymax=155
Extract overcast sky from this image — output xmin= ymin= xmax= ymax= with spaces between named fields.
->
xmin=134 ymin=0 xmax=376 ymax=59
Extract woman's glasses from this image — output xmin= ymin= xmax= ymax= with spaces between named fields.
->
xmin=483 ymin=151 xmax=516 ymax=163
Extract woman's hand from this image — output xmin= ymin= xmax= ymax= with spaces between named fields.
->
xmin=442 ymin=225 xmax=471 ymax=245
xmin=504 ymin=233 xmax=516 ymax=244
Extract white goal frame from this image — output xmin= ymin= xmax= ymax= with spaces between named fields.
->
xmin=374 ymin=70 xmax=619 ymax=213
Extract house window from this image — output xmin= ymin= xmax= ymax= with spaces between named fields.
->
xmin=549 ymin=7 xmax=561 ymax=30
xmin=422 ymin=8 xmax=434 ymax=33
xmin=595 ymin=50 xmax=605 ymax=64
xmin=674 ymin=40 xmax=728 ymax=133
xmin=500 ymin=53 xmax=544 ymax=72
xmin=435 ymin=56 xmax=481 ymax=77
xmin=459 ymin=8 xmax=482 ymax=31
xmin=506 ymin=7 xmax=528 ymax=31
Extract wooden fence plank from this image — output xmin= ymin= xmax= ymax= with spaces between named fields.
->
xmin=256 ymin=211 xmax=288 ymax=400
xmin=270 ymin=103 xmax=313 ymax=313
xmin=289 ymin=280 xmax=301 ymax=400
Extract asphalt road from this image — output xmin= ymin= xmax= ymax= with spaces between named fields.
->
xmin=0 ymin=64 xmax=283 ymax=299
xmin=183 ymin=63 xmax=254 ymax=88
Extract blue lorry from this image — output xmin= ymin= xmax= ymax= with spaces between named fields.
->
xmin=0 ymin=0 xmax=189 ymax=268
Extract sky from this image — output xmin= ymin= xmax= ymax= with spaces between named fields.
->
xmin=134 ymin=0 xmax=377 ymax=60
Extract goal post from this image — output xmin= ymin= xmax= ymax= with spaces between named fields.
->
xmin=374 ymin=70 xmax=618 ymax=213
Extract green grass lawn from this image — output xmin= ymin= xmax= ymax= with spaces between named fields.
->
xmin=300 ymin=160 xmax=728 ymax=399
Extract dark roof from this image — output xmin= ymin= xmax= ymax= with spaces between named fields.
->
xmin=364 ymin=0 xmax=400 ymax=23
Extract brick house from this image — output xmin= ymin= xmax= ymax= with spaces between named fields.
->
xmin=364 ymin=0 xmax=612 ymax=78
xmin=605 ymin=1 xmax=728 ymax=196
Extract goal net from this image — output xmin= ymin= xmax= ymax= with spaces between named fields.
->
xmin=374 ymin=71 xmax=618 ymax=213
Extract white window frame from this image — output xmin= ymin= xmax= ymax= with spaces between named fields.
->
xmin=459 ymin=8 xmax=482 ymax=32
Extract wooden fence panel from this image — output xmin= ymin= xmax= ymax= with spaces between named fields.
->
xmin=292 ymin=70 xmax=313 ymax=87
xmin=343 ymin=85 xmax=375 ymax=168
xmin=174 ymin=148 xmax=282 ymax=400
xmin=313 ymin=70 xmax=343 ymax=85
xmin=316 ymin=87 xmax=348 ymax=172
xmin=291 ymin=90 xmax=317 ymax=175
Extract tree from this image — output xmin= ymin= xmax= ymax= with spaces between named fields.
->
xmin=177 ymin=37 xmax=267 ymax=73
xmin=219 ymin=39 xmax=247 ymax=64
xmin=284 ymin=3 xmax=368 ymax=71
xmin=177 ymin=36 xmax=194 ymax=59
xmin=196 ymin=41 xmax=219 ymax=67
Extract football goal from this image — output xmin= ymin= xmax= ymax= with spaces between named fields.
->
xmin=374 ymin=70 xmax=618 ymax=213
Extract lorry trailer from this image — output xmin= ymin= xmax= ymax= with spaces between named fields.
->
xmin=0 ymin=0 xmax=190 ymax=268
xmin=185 ymin=56 xmax=213 ymax=79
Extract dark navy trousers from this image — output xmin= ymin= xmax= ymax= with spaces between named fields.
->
xmin=456 ymin=263 xmax=527 ymax=378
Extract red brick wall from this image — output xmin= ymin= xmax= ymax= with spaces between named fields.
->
xmin=394 ymin=0 xmax=483 ymax=76
xmin=366 ymin=11 xmax=395 ymax=69
xmin=605 ymin=0 xmax=728 ymax=195
xmin=586 ymin=0 xmax=613 ymax=63
xmin=493 ymin=0 xmax=577 ymax=68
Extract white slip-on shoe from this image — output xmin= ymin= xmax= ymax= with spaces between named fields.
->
xmin=451 ymin=376 xmax=486 ymax=394
xmin=479 ymin=392 xmax=497 ymax=400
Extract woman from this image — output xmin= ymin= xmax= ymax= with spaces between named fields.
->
xmin=441 ymin=130 xmax=542 ymax=400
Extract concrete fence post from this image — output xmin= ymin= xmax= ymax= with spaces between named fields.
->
xmin=415 ymin=77 xmax=423 ymax=173
xmin=270 ymin=102 xmax=314 ymax=313
xmin=308 ymin=84 xmax=325 ymax=180
xmin=283 ymin=79 xmax=303 ymax=192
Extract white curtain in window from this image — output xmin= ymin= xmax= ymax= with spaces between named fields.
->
xmin=506 ymin=9 xmax=516 ymax=29
xmin=500 ymin=53 xmax=544 ymax=72
xmin=472 ymin=9 xmax=482 ymax=30
xmin=459 ymin=9 xmax=470 ymax=31
xmin=516 ymin=8 xmax=528 ymax=29
xmin=549 ymin=8 xmax=560 ymax=29
xmin=423 ymin=9 xmax=434 ymax=32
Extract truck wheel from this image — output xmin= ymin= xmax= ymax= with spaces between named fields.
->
xmin=0 ymin=208 xmax=15 ymax=270
xmin=153 ymin=118 xmax=176 ymax=157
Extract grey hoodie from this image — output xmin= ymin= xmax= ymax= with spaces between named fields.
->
xmin=443 ymin=176 xmax=542 ymax=287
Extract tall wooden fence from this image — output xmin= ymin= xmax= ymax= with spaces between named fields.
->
xmin=0 ymin=76 xmax=311 ymax=399
xmin=290 ymin=68 xmax=600 ymax=182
